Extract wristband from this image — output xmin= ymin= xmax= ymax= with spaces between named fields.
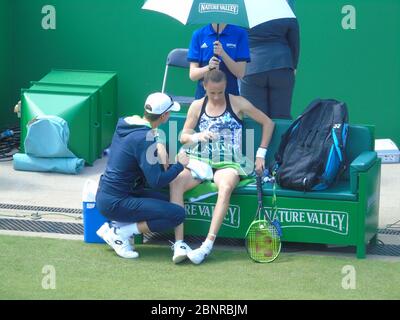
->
xmin=256 ymin=147 xmax=268 ymax=159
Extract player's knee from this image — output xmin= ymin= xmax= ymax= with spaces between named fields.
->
xmin=218 ymin=183 xmax=235 ymax=195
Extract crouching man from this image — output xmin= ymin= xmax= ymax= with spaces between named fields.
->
xmin=96 ymin=92 xmax=191 ymax=263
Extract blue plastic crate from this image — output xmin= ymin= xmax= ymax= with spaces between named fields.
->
xmin=83 ymin=201 xmax=107 ymax=243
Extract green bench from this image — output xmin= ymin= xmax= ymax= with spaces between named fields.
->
xmin=159 ymin=114 xmax=381 ymax=259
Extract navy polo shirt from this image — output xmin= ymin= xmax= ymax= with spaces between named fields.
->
xmin=188 ymin=24 xmax=250 ymax=99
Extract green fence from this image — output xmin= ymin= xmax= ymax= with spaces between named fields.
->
xmin=1 ymin=0 xmax=399 ymax=146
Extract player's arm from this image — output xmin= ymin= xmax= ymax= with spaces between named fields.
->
xmin=189 ymin=62 xmax=213 ymax=81
xmin=235 ymin=96 xmax=275 ymax=174
xmin=180 ymin=100 xmax=202 ymax=145
xmin=157 ymin=143 xmax=169 ymax=170
xmin=236 ymin=96 xmax=274 ymax=149
xmin=180 ymin=99 xmax=215 ymax=145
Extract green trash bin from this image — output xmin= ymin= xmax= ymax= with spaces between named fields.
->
xmin=20 ymin=89 xmax=99 ymax=165
xmin=29 ymin=82 xmax=104 ymax=158
xmin=39 ymin=69 xmax=117 ymax=153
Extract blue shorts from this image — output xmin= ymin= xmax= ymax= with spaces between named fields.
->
xmin=96 ymin=189 xmax=185 ymax=233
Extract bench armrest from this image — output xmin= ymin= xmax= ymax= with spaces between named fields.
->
xmin=350 ymin=151 xmax=378 ymax=193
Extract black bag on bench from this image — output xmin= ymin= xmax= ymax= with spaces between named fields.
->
xmin=272 ymin=98 xmax=349 ymax=191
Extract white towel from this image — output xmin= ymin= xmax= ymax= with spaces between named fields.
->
xmin=187 ymin=158 xmax=213 ymax=181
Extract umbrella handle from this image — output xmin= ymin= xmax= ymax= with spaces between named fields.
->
xmin=213 ymin=23 xmax=220 ymax=60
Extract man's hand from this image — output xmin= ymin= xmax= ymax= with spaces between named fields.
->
xmin=213 ymin=41 xmax=225 ymax=58
xmin=208 ymin=56 xmax=220 ymax=70
xmin=177 ymin=151 xmax=190 ymax=167
xmin=255 ymin=157 xmax=265 ymax=176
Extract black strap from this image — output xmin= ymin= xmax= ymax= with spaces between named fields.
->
xmin=225 ymin=94 xmax=243 ymax=125
xmin=332 ymin=101 xmax=349 ymax=183
xmin=200 ymin=96 xmax=208 ymax=116
xmin=275 ymin=99 xmax=322 ymax=165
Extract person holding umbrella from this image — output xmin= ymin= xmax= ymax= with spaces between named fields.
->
xmin=142 ymin=0 xmax=296 ymax=100
xmin=188 ymin=23 xmax=251 ymax=99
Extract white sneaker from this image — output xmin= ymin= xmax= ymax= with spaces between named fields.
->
xmin=187 ymin=246 xmax=209 ymax=265
xmin=96 ymin=222 xmax=111 ymax=239
xmin=99 ymin=226 xmax=139 ymax=259
xmin=172 ymin=241 xmax=192 ymax=264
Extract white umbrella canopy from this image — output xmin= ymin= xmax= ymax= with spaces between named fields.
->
xmin=142 ymin=0 xmax=296 ymax=29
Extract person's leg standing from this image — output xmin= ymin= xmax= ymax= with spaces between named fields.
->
xmin=240 ymin=72 xmax=269 ymax=115
xmin=267 ymin=68 xmax=295 ymax=119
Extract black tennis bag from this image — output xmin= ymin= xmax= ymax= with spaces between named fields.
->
xmin=273 ymin=99 xmax=349 ymax=191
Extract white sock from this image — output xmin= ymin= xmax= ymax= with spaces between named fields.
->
xmin=201 ymin=238 xmax=214 ymax=254
xmin=116 ymin=223 xmax=140 ymax=239
xmin=112 ymin=221 xmax=131 ymax=228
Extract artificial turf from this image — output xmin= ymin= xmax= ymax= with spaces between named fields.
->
xmin=1 ymin=235 xmax=399 ymax=300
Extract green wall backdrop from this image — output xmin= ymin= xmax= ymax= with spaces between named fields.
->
xmin=0 ymin=0 xmax=12 ymax=129
xmin=1 ymin=0 xmax=399 ymax=145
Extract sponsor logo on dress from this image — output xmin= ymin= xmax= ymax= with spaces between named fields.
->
xmin=199 ymin=3 xmax=239 ymax=15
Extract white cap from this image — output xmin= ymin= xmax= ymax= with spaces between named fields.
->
xmin=144 ymin=92 xmax=180 ymax=114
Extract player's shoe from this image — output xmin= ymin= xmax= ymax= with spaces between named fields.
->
xmin=172 ymin=241 xmax=192 ymax=264
xmin=187 ymin=246 xmax=209 ymax=265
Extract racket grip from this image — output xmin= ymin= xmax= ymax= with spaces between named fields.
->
xmin=272 ymin=220 xmax=283 ymax=237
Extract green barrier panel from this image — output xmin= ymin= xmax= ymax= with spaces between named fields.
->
xmin=39 ymin=69 xmax=117 ymax=152
xmin=20 ymin=89 xmax=99 ymax=165
xmin=29 ymin=82 xmax=104 ymax=157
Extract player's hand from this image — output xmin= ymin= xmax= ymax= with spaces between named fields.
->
xmin=197 ymin=131 xmax=218 ymax=142
xmin=208 ymin=56 xmax=220 ymax=70
xmin=255 ymin=157 xmax=265 ymax=176
xmin=177 ymin=151 xmax=190 ymax=167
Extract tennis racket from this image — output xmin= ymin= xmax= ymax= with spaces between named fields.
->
xmin=245 ymin=175 xmax=282 ymax=263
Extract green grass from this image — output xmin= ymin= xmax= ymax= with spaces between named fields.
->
xmin=1 ymin=235 xmax=399 ymax=300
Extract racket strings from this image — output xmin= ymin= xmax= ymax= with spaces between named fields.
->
xmin=246 ymin=221 xmax=281 ymax=262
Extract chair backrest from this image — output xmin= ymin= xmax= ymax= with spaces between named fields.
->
xmin=162 ymin=48 xmax=191 ymax=96
xmin=161 ymin=114 xmax=375 ymax=181
xmin=166 ymin=48 xmax=190 ymax=68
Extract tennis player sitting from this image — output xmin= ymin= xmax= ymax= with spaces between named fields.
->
xmin=96 ymin=92 xmax=192 ymax=262
xmin=170 ymin=69 xmax=275 ymax=264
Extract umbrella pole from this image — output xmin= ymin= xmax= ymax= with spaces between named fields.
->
xmin=213 ymin=23 xmax=220 ymax=61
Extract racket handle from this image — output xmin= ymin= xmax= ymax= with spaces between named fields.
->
xmin=256 ymin=175 xmax=263 ymax=205
xmin=272 ymin=220 xmax=283 ymax=237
